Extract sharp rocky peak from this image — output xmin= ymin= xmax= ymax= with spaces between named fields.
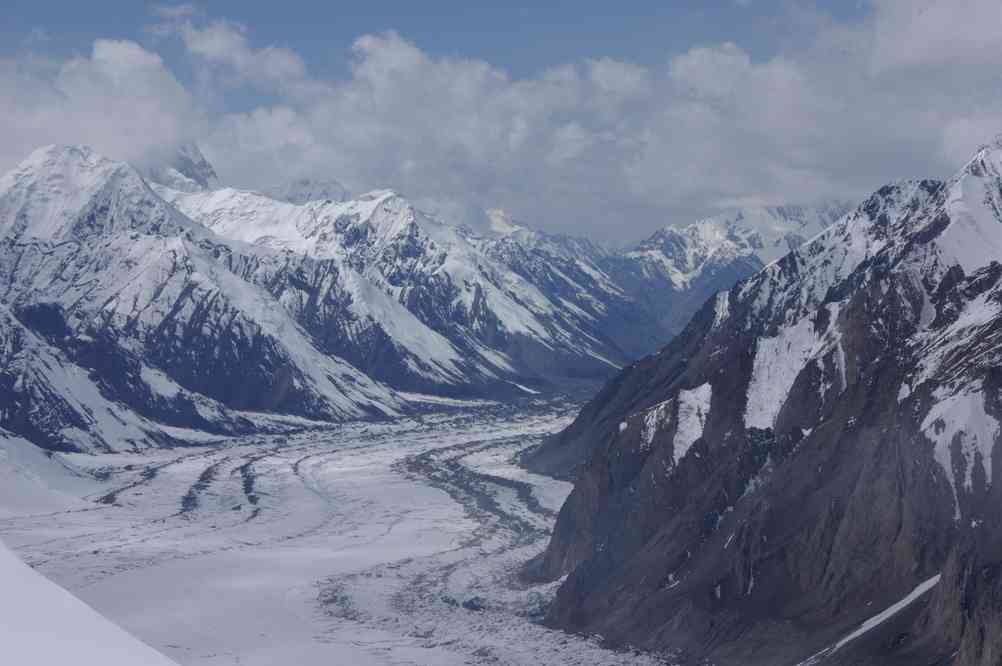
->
xmin=141 ymin=143 xmax=219 ymax=193
xmin=170 ymin=143 xmax=219 ymax=190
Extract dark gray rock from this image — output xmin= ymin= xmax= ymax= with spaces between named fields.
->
xmin=533 ymin=141 xmax=1002 ymax=664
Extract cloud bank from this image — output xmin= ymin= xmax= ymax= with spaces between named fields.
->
xmin=3 ymin=0 xmax=1002 ymax=240
xmin=0 ymin=40 xmax=203 ymax=171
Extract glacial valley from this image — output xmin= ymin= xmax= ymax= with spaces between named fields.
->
xmin=0 ymin=399 xmax=668 ymax=665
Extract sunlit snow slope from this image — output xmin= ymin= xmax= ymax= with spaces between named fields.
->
xmin=0 ymin=538 xmax=179 ymax=665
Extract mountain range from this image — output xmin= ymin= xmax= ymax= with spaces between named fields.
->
xmin=527 ymin=139 xmax=1002 ymax=665
xmin=5 ymin=134 xmax=1002 ymax=664
xmin=0 ymin=142 xmax=847 ymax=454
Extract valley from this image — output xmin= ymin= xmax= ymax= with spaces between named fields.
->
xmin=0 ymin=400 xmax=666 ymax=666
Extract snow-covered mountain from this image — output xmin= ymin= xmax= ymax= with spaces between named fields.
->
xmin=622 ymin=202 xmax=850 ymax=281
xmin=474 ymin=203 xmax=852 ymax=355
xmin=0 ymin=143 xmax=851 ymax=456
xmin=2 ymin=145 xmax=659 ymax=454
xmin=597 ymin=202 xmax=850 ymax=340
xmin=0 ymin=145 xmax=407 ymax=452
xmin=527 ymin=139 xmax=1002 ymax=664
xmin=154 ymin=182 xmax=669 ymax=391
xmin=696 ymin=203 xmax=851 ymax=264
xmin=148 ymin=151 xmax=852 ymax=378
xmin=473 ymin=210 xmax=669 ymax=362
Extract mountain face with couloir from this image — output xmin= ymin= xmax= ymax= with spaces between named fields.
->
xmin=530 ymin=139 xmax=1002 ymax=665
xmin=0 ymin=143 xmax=845 ymax=455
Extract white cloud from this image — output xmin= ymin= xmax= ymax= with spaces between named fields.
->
xmin=668 ymin=42 xmax=751 ymax=99
xmin=5 ymin=2 xmax=1002 ymax=241
xmin=173 ymin=11 xmax=998 ymax=238
xmin=870 ymin=0 xmax=1002 ymax=73
xmin=0 ymin=40 xmax=202 ymax=171
xmin=175 ymin=19 xmax=316 ymax=97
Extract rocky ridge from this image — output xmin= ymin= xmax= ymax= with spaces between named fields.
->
xmin=530 ymin=139 xmax=1002 ymax=665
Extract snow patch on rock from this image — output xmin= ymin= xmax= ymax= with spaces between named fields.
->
xmin=745 ymin=305 xmax=840 ymax=430
xmin=923 ymin=384 xmax=999 ymax=498
xmin=797 ymin=574 xmax=942 ymax=665
xmin=674 ymin=383 xmax=713 ymax=462
xmin=712 ymin=291 xmax=730 ymax=329
xmin=640 ymin=399 xmax=672 ymax=452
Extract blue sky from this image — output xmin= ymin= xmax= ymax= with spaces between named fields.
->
xmin=6 ymin=1 xmax=869 ymax=122
xmin=4 ymin=1 xmax=869 ymax=77
xmin=2 ymin=1 xmax=1001 ymax=241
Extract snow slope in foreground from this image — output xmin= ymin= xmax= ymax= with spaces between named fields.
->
xmin=0 ymin=539 xmax=179 ymax=666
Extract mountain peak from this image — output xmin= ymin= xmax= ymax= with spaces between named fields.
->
xmin=16 ymin=144 xmax=116 ymax=175
xmin=634 ymin=200 xmax=853 ymax=271
xmin=0 ymin=144 xmax=192 ymax=243
xmin=143 ymin=143 xmax=219 ymax=193
xmin=962 ymin=135 xmax=1002 ymax=179
xmin=169 ymin=143 xmax=218 ymax=190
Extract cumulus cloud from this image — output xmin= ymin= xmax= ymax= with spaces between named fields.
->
xmin=0 ymin=39 xmax=202 ymax=171
xmin=5 ymin=1 xmax=1002 ymax=241
xmin=870 ymin=0 xmax=1002 ymax=73
xmin=171 ymin=19 xmax=320 ymax=98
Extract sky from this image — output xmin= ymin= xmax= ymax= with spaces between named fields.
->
xmin=2 ymin=0 xmax=1002 ymax=241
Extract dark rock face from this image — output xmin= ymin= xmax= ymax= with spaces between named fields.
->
xmin=0 ymin=308 xmax=93 ymax=452
xmin=532 ymin=143 xmax=1002 ymax=664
